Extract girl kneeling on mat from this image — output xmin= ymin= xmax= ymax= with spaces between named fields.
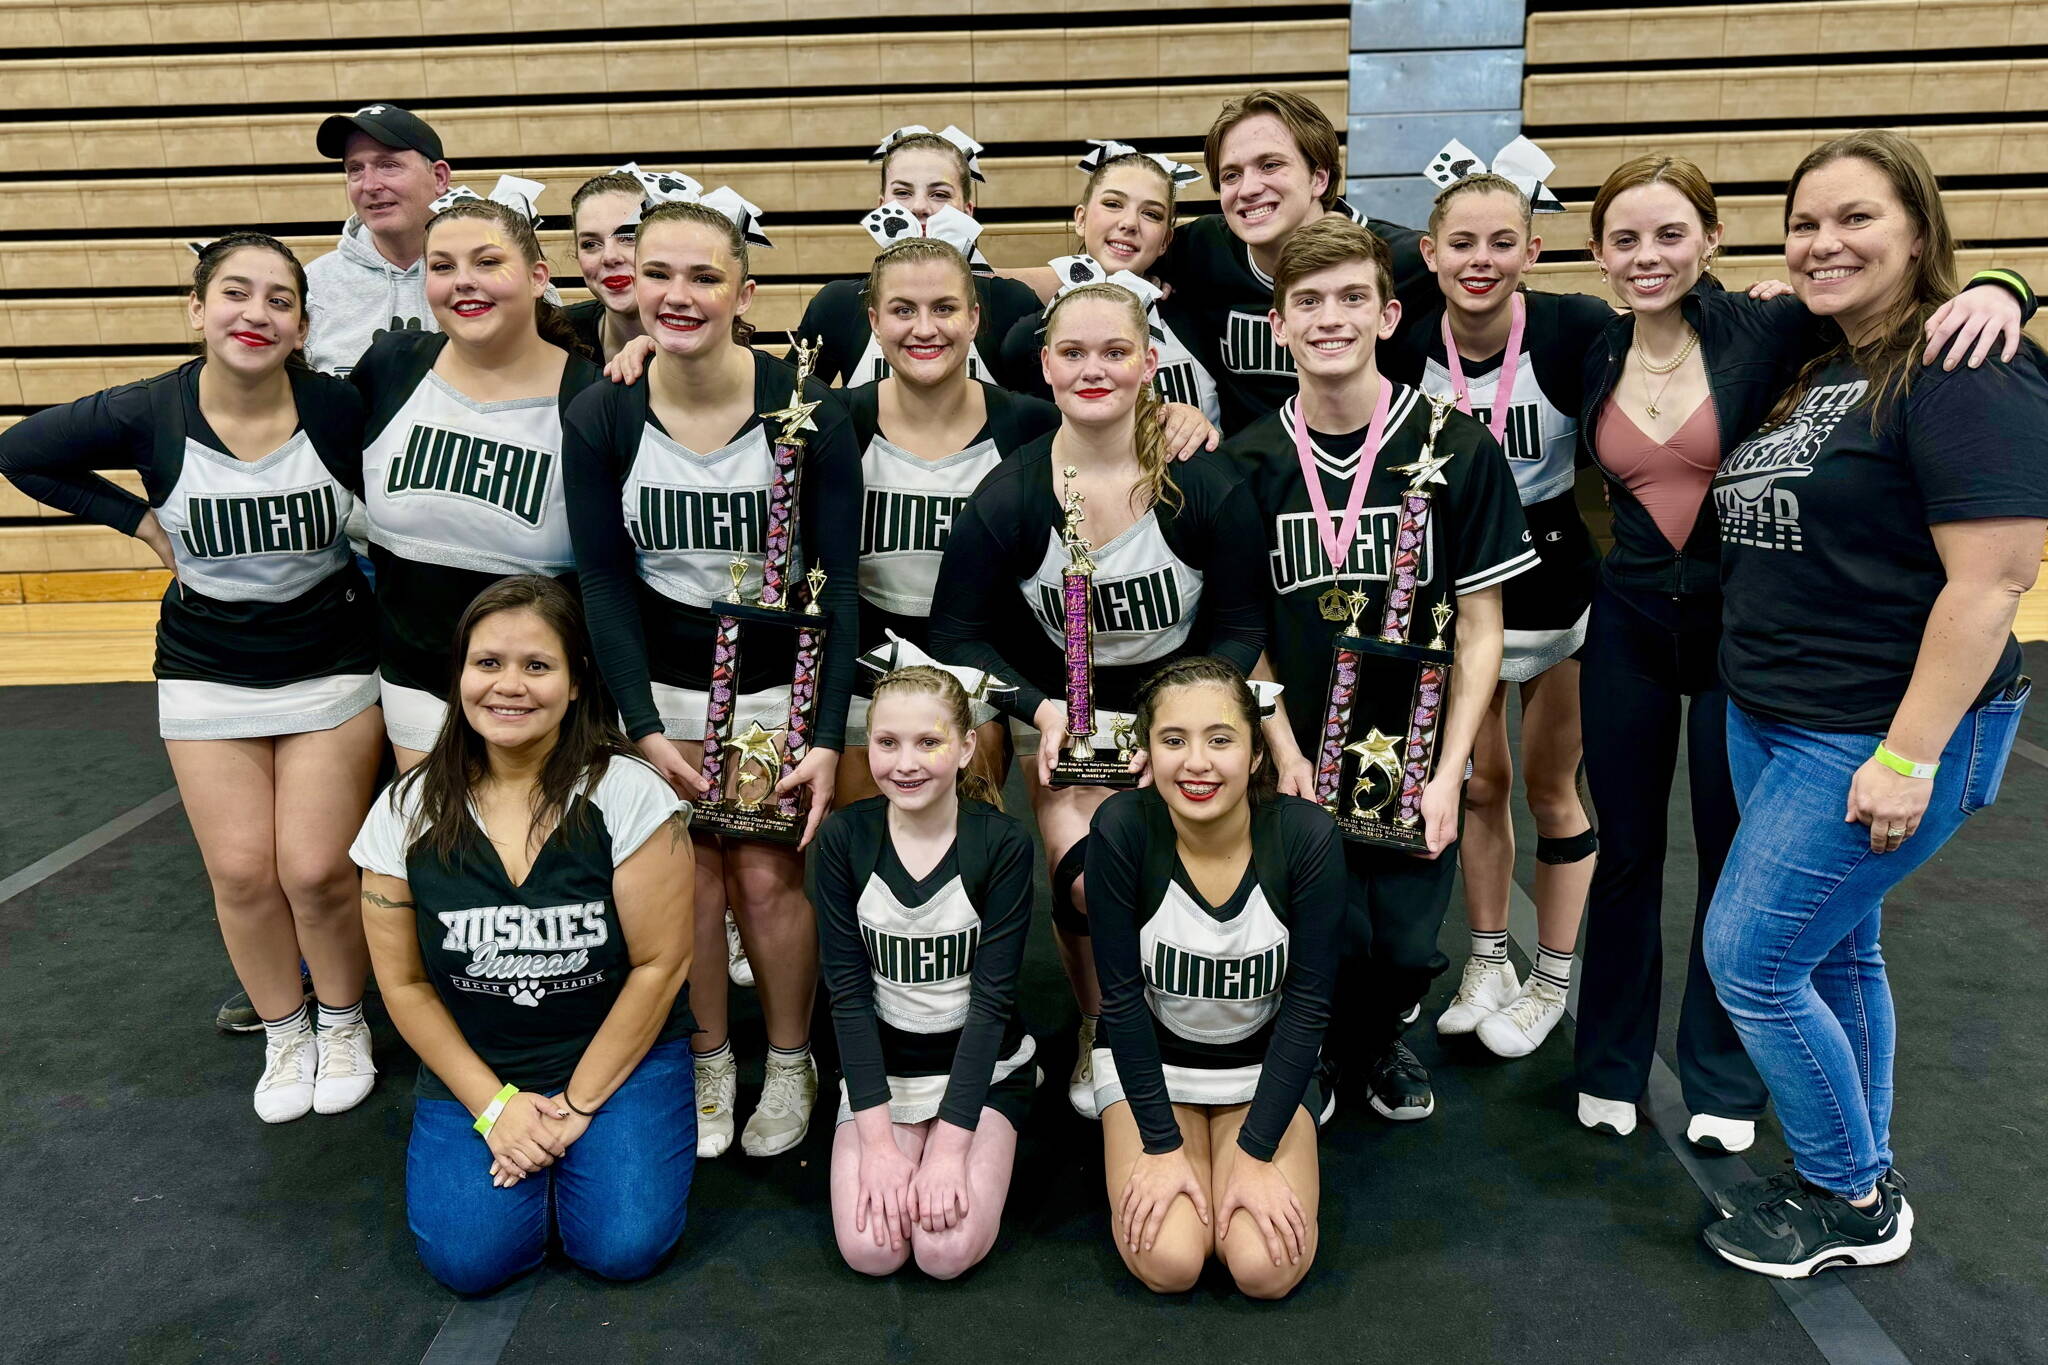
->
xmin=351 ymin=576 xmax=696 ymax=1295
xmin=812 ymin=666 xmax=1038 ymax=1279
xmin=1087 ymin=657 xmax=1342 ymax=1299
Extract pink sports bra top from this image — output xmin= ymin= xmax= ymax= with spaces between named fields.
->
xmin=1595 ymin=397 xmax=1721 ymax=552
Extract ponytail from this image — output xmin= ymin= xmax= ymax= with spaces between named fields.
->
xmin=1131 ymin=378 xmax=1180 ymax=515
xmin=534 ymin=296 xmax=588 ymax=358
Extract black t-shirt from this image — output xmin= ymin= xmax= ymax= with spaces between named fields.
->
xmin=796 ymin=274 xmax=1045 ymax=388
xmin=350 ymin=756 xmax=694 ymax=1100
xmin=1220 ymin=383 xmax=1538 ymax=760
xmin=1715 ymin=346 xmax=2048 ymax=729
xmin=1151 ymin=205 xmax=1433 ymax=435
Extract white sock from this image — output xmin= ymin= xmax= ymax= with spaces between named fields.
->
xmin=1470 ymin=930 xmax=1510 ymax=965
xmin=767 ymin=1043 xmax=810 ymax=1067
xmin=693 ymin=1039 xmax=733 ymax=1064
xmin=316 ymin=998 xmax=363 ymax=1031
xmin=262 ymin=1003 xmax=310 ymax=1041
xmin=1533 ymin=942 xmax=1575 ymax=992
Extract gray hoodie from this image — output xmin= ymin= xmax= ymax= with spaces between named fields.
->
xmin=303 ymin=216 xmax=435 ymax=377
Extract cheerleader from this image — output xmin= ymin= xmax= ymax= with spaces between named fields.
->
xmin=796 ymin=124 xmax=1044 ymax=386
xmin=812 ymin=666 xmax=1038 ymax=1279
xmin=838 ymin=237 xmax=1060 ymax=804
xmin=928 ymin=281 xmax=1267 ymax=1119
xmin=562 ymin=196 xmax=861 ymax=1161
xmin=352 ymin=179 xmax=602 ymax=767
xmin=0 ymin=234 xmax=382 ymax=1123
xmin=564 ymin=168 xmax=650 ymax=362
xmin=1087 ymin=657 xmax=1341 ymax=1299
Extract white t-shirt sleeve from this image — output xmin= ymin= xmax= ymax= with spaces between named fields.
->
xmin=594 ymin=757 xmax=688 ymax=867
xmin=349 ymin=781 xmax=418 ymax=879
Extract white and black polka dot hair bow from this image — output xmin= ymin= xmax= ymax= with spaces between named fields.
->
xmin=870 ymin=124 xmax=986 ymax=183
xmin=1043 ymin=256 xmax=1166 ymax=342
xmin=1078 ymin=139 xmax=1201 ymax=189
xmin=1423 ymin=137 xmax=1563 ymax=213
xmin=430 ymin=174 xmax=548 ymax=227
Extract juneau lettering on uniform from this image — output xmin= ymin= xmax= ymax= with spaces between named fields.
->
xmin=386 ymin=423 xmax=555 ymax=526
xmin=1468 ymin=401 xmax=1543 ymax=464
xmin=178 ymin=483 xmax=340 ymax=558
xmin=862 ymin=488 xmax=966 ymax=555
xmin=1220 ymin=310 xmax=1295 ymax=379
xmin=1152 ymin=360 xmax=1200 ymax=410
xmin=1715 ymin=379 xmax=1869 ymax=554
xmin=861 ymin=922 xmax=981 ymax=985
xmin=1269 ymin=506 xmax=1428 ymax=593
xmin=435 ymin=901 xmax=611 ymax=984
xmin=1149 ymin=938 xmax=1288 ymax=1001
xmin=631 ymin=484 xmax=770 ymax=553
xmin=1033 ymin=565 xmax=1185 ymax=635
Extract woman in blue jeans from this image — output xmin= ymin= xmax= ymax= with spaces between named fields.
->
xmin=351 ymin=575 xmax=698 ymax=1293
xmin=1701 ymin=130 xmax=2045 ymax=1279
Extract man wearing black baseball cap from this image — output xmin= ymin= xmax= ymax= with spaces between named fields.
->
xmin=303 ymin=104 xmax=452 ymax=376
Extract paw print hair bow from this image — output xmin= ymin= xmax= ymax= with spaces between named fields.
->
xmin=430 ymin=174 xmax=548 ymax=226
xmin=859 ymin=203 xmax=991 ymax=269
xmin=1423 ymin=136 xmax=1563 ymax=214
xmin=871 ymin=124 xmax=987 ymax=183
xmin=1043 ymin=256 xmax=1165 ymax=342
xmin=1078 ymin=139 xmax=1202 ymax=189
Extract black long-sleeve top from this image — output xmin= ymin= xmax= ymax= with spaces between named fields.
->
xmin=810 ymin=796 xmax=1035 ymax=1130
xmin=1086 ymin=788 xmax=1344 ymax=1161
xmin=561 ymin=350 xmax=863 ymax=748
xmin=925 ymin=437 xmax=1265 ymax=725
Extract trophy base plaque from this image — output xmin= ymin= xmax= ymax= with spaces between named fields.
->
xmin=1048 ymin=753 xmax=1144 ymax=790
xmin=693 ymin=802 xmax=805 ymax=845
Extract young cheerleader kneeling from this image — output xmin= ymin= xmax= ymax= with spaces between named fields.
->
xmin=1088 ymin=657 xmax=1342 ymax=1299
xmin=812 ymin=666 xmax=1038 ymax=1279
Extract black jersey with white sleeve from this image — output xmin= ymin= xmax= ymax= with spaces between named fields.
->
xmin=1086 ymin=788 xmax=1344 ymax=1160
xmin=811 ymin=796 xmax=1036 ymax=1128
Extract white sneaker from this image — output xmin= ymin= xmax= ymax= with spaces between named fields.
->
xmin=1577 ymin=1092 xmax=1638 ymax=1136
xmin=726 ymin=913 xmax=754 ymax=988
xmin=1068 ymin=1017 xmax=1100 ymax=1119
xmin=254 ymin=1026 xmax=317 ymax=1123
xmin=313 ymin=1020 xmax=377 ymax=1114
xmin=1688 ymin=1113 xmax=1757 ymax=1154
xmin=1437 ymin=957 xmax=1520 ymax=1035
xmin=694 ymin=1049 xmax=738 ymax=1158
xmin=742 ymin=1051 xmax=818 ymax=1156
xmin=1478 ymin=976 xmax=1569 ymax=1058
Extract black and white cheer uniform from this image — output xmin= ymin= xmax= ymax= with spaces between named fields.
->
xmin=353 ymin=331 xmax=602 ymax=750
xmin=350 ymin=755 xmax=693 ymax=1099
xmin=563 ymin=351 xmax=862 ymax=747
xmin=926 ymin=439 xmax=1266 ymax=752
xmin=811 ymin=797 xmax=1039 ymax=1128
xmin=1383 ymin=290 xmax=1614 ymax=680
xmin=842 ymin=380 xmax=1059 ymax=742
xmin=1086 ymin=788 xmax=1344 ymax=1160
xmin=797 ymin=274 xmax=1045 ymax=388
xmin=995 ymin=274 xmax=1222 ymax=427
xmin=0 ymin=360 xmax=376 ymax=739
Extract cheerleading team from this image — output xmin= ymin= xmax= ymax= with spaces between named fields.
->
xmin=812 ymin=666 xmax=1039 ymax=1279
xmin=928 ymin=280 xmax=1268 ymax=1119
xmin=0 ymin=234 xmax=383 ymax=1124
xmin=562 ymin=195 xmax=862 ymax=1161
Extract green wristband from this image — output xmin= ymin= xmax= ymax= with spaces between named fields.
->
xmin=473 ymin=1082 xmax=519 ymax=1135
xmin=1873 ymin=742 xmax=1938 ymax=780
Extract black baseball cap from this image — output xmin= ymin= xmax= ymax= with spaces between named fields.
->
xmin=317 ymin=104 xmax=445 ymax=162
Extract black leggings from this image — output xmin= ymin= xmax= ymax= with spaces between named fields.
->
xmin=1573 ymin=573 xmax=1766 ymax=1117
xmin=1330 ymin=828 xmax=1461 ymax=1062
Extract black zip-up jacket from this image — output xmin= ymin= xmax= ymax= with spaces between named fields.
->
xmin=1582 ymin=272 xmax=2037 ymax=597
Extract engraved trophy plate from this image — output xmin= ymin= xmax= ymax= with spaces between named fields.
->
xmin=1048 ymin=464 xmax=1140 ymax=789
xmin=695 ymin=339 xmax=830 ymax=844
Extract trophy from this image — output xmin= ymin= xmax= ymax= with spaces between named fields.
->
xmin=1313 ymin=394 xmax=1459 ymax=850
xmin=694 ymin=339 xmax=829 ymax=844
xmin=1049 ymin=466 xmax=1141 ymax=789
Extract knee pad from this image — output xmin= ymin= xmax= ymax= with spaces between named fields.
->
xmin=1537 ymin=828 xmax=1599 ymax=865
xmin=1051 ymin=838 xmax=1090 ymax=936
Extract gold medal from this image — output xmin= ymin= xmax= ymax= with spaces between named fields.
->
xmin=1318 ymin=585 xmax=1353 ymax=622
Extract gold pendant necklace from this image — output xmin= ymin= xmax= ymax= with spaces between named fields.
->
xmin=1638 ymin=327 xmax=1698 ymax=419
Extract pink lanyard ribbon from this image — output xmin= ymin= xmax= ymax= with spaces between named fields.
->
xmin=1291 ymin=376 xmax=1394 ymax=578
xmin=1440 ymin=291 xmax=1526 ymax=451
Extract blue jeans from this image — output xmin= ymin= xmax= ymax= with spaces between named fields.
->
xmin=1704 ymin=686 xmax=2028 ymax=1197
xmin=407 ymin=1037 xmax=697 ymax=1294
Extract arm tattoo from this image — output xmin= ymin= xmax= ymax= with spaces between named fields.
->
xmin=364 ymin=890 xmax=415 ymax=911
xmin=665 ymin=810 xmax=692 ymax=854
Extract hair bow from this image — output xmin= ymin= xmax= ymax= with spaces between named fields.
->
xmin=1247 ymin=679 xmax=1284 ymax=721
xmin=1043 ymin=256 xmax=1165 ymax=342
xmin=616 ymin=175 xmax=772 ymax=247
xmin=858 ymin=631 xmax=1016 ymax=702
xmin=859 ymin=204 xmax=990 ymax=269
xmin=1422 ymin=137 xmax=1562 ymax=214
xmin=1078 ymin=139 xmax=1201 ymax=189
xmin=430 ymin=174 xmax=547 ymax=226
xmin=695 ymin=186 xmax=773 ymax=247
xmin=614 ymin=162 xmax=705 ymax=207
xmin=871 ymin=124 xmax=986 ymax=183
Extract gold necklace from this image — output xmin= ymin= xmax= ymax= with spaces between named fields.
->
xmin=1637 ymin=328 xmax=1699 ymax=419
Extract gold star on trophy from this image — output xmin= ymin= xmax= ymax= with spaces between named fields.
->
xmin=765 ymin=338 xmax=822 ymax=439
xmin=724 ymin=722 xmax=786 ymax=810
xmin=1391 ymin=447 xmax=1454 ymax=490
xmin=1346 ymin=728 xmax=1404 ymax=822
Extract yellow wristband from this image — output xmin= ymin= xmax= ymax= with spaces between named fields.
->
xmin=1873 ymin=743 xmax=1938 ymax=780
xmin=473 ymin=1083 xmax=519 ymax=1135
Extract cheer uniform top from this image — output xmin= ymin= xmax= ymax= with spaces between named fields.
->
xmin=1716 ymin=345 xmax=2048 ymax=731
xmin=797 ymin=274 xmax=1045 ymax=388
xmin=1383 ymin=291 xmax=1614 ymax=680
xmin=1152 ymin=204 xmax=1431 ymax=435
xmin=926 ymin=439 xmax=1266 ymax=740
xmin=1086 ymin=788 xmax=1344 ymax=1160
xmin=353 ymin=331 xmax=602 ymax=750
xmin=996 ymin=281 xmax=1222 ymax=427
xmin=812 ymin=796 xmax=1039 ymax=1128
xmin=1221 ymin=383 xmax=1537 ymax=765
xmin=562 ymin=350 xmax=862 ymax=747
xmin=350 ymin=754 xmax=693 ymax=1100
xmin=0 ymin=360 xmax=377 ymax=740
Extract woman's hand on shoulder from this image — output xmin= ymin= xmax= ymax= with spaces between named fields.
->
xmin=605 ymin=335 xmax=658 ymax=385
xmin=1922 ymin=284 xmax=2024 ymax=370
xmin=1158 ymin=402 xmax=1220 ymax=461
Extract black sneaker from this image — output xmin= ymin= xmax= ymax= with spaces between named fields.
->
xmin=1704 ymin=1176 xmax=1911 ymax=1278
xmin=214 ymin=969 xmax=313 ymax=1034
xmin=1314 ymin=1057 xmax=1339 ymax=1127
xmin=1398 ymin=1001 xmax=1421 ymax=1030
xmin=1712 ymin=1162 xmax=1912 ymax=1232
xmin=1364 ymin=1039 xmax=1435 ymax=1121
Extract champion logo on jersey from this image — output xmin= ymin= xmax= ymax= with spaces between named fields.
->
xmin=862 ymin=488 xmax=968 ymax=555
xmin=388 ymin=423 xmax=555 ymax=526
xmin=630 ymin=484 xmax=770 ymax=553
xmin=1219 ymin=309 xmax=1295 ymax=379
xmin=1034 ymin=565 xmax=1184 ymax=636
xmin=1268 ymin=507 xmax=1429 ymax=594
xmin=178 ymin=483 xmax=340 ymax=559
xmin=1150 ymin=938 xmax=1288 ymax=1001
xmin=862 ymin=923 xmax=980 ymax=985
